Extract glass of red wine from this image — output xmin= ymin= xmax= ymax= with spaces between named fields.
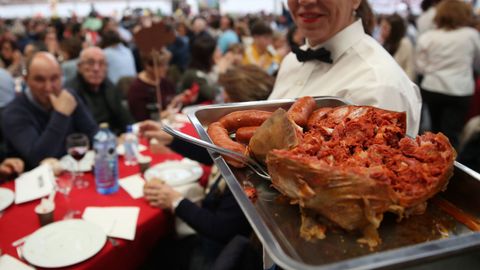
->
xmin=66 ymin=133 xmax=90 ymax=189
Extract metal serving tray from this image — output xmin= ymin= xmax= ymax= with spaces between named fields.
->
xmin=186 ymin=97 xmax=480 ymax=270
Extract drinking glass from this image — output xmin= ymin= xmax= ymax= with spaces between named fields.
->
xmin=56 ymin=171 xmax=75 ymax=219
xmin=66 ymin=133 xmax=90 ymax=189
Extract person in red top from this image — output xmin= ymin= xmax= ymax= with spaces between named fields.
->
xmin=127 ymin=49 xmax=176 ymax=121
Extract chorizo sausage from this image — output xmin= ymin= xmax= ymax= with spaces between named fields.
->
xmin=207 ymin=121 xmax=247 ymax=168
xmin=287 ymin=96 xmax=317 ymax=127
xmin=219 ymin=110 xmax=272 ymax=132
xmin=236 ymin=126 xmax=259 ymax=144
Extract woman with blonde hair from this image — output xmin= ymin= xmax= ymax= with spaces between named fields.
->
xmin=416 ymin=0 xmax=480 ymax=148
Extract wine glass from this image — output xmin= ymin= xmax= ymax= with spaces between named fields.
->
xmin=66 ymin=133 xmax=90 ymax=189
xmin=56 ymin=171 xmax=75 ymax=219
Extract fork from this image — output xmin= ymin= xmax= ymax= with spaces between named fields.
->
xmin=162 ymin=124 xmax=271 ymax=180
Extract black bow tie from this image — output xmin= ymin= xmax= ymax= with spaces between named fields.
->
xmin=291 ymin=46 xmax=333 ymax=63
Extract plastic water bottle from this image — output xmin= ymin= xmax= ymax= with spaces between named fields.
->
xmin=93 ymin=123 xmax=119 ymax=195
xmin=124 ymin=125 xmax=138 ymax=166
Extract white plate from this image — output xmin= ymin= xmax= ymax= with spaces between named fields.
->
xmin=144 ymin=160 xmax=203 ymax=187
xmin=60 ymin=150 xmax=95 ymax=172
xmin=0 ymin=187 xmax=14 ymax=211
xmin=22 ymin=219 xmax=106 ymax=268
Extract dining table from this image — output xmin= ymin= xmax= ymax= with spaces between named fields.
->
xmin=0 ymin=122 xmax=211 ymax=270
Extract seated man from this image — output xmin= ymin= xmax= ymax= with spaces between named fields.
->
xmin=2 ymin=52 xmax=98 ymax=169
xmin=65 ymin=47 xmax=134 ymax=135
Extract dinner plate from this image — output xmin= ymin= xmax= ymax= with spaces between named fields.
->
xmin=22 ymin=219 xmax=106 ymax=268
xmin=144 ymin=160 xmax=203 ymax=187
xmin=0 ymin=187 xmax=14 ymax=211
xmin=60 ymin=150 xmax=95 ymax=172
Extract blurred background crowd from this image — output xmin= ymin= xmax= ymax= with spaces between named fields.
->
xmin=0 ymin=0 xmax=479 ymax=173
xmin=0 ymin=1 xmax=479 ymax=270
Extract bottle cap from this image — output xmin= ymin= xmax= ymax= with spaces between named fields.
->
xmin=99 ymin=122 xmax=109 ymax=129
xmin=126 ymin=125 xmax=133 ymax=132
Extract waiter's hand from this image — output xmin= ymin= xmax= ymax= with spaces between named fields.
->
xmin=143 ymin=179 xmax=182 ymax=210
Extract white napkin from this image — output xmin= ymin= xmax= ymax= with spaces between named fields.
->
xmin=82 ymin=207 xmax=140 ymax=240
xmin=60 ymin=150 xmax=95 ymax=172
xmin=119 ymin=174 xmax=145 ymax=199
xmin=0 ymin=254 xmax=35 ymax=270
xmin=14 ymin=164 xmax=55 ymax=204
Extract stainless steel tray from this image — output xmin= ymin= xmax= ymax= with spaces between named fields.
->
xmin=186 ymin=97 xmax=480 ymax=270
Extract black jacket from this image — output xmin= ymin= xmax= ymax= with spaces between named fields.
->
xmin=65 ymin=74 xmax=134 ymax=134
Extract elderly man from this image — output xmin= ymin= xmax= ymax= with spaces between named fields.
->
xmin=2 ymin=52 xmax=97 ymax=169
xmin=269 ymin=0 xmax=421 ymax=137
xmin=65 ymin=47 xmax=133 ymax=134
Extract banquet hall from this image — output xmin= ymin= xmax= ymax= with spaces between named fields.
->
xmin=0 ymin=0 xmax=480 ymax=270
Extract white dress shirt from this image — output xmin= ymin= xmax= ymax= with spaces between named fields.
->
xmin=270 ymin=20 xmax=422 ymax=136
xmin=416 ymin=27 xmax=480 ymax=97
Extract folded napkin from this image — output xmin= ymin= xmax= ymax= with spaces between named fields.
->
xmin=0 ymin=254 xmax=35 ymax=270
xmin=119 ymin=174 xmax=145 ymax=199
xmin=14 ymin=164 xmax=55 ymax=204
xmin=82 ymin=207 xmax=140 ymax=240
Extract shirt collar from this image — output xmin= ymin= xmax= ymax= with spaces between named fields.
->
xmin=25 ymin=87 xmax=49 ymax=112
xmin=304 ymin=20 xmax=365 ymax=63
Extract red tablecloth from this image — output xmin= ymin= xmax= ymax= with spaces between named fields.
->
xmin=0 ymin=123 xmax=210 ymax=269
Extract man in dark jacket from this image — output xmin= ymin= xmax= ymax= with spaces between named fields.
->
xmin=2 ymin=52 xmax=97 ymax=169
xmin=65 ymin=46 xmax=133 ymax=134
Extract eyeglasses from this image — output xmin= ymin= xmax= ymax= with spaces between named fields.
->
xmin=81 ymin=59 xmax=106 ymax=67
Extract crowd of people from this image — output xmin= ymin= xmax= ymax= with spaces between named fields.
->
xmin=0 ymin=0 xmax=479 ymax=269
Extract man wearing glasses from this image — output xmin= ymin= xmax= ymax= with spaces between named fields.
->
xmin=65 ymin=47 xmax=133 ymax=135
